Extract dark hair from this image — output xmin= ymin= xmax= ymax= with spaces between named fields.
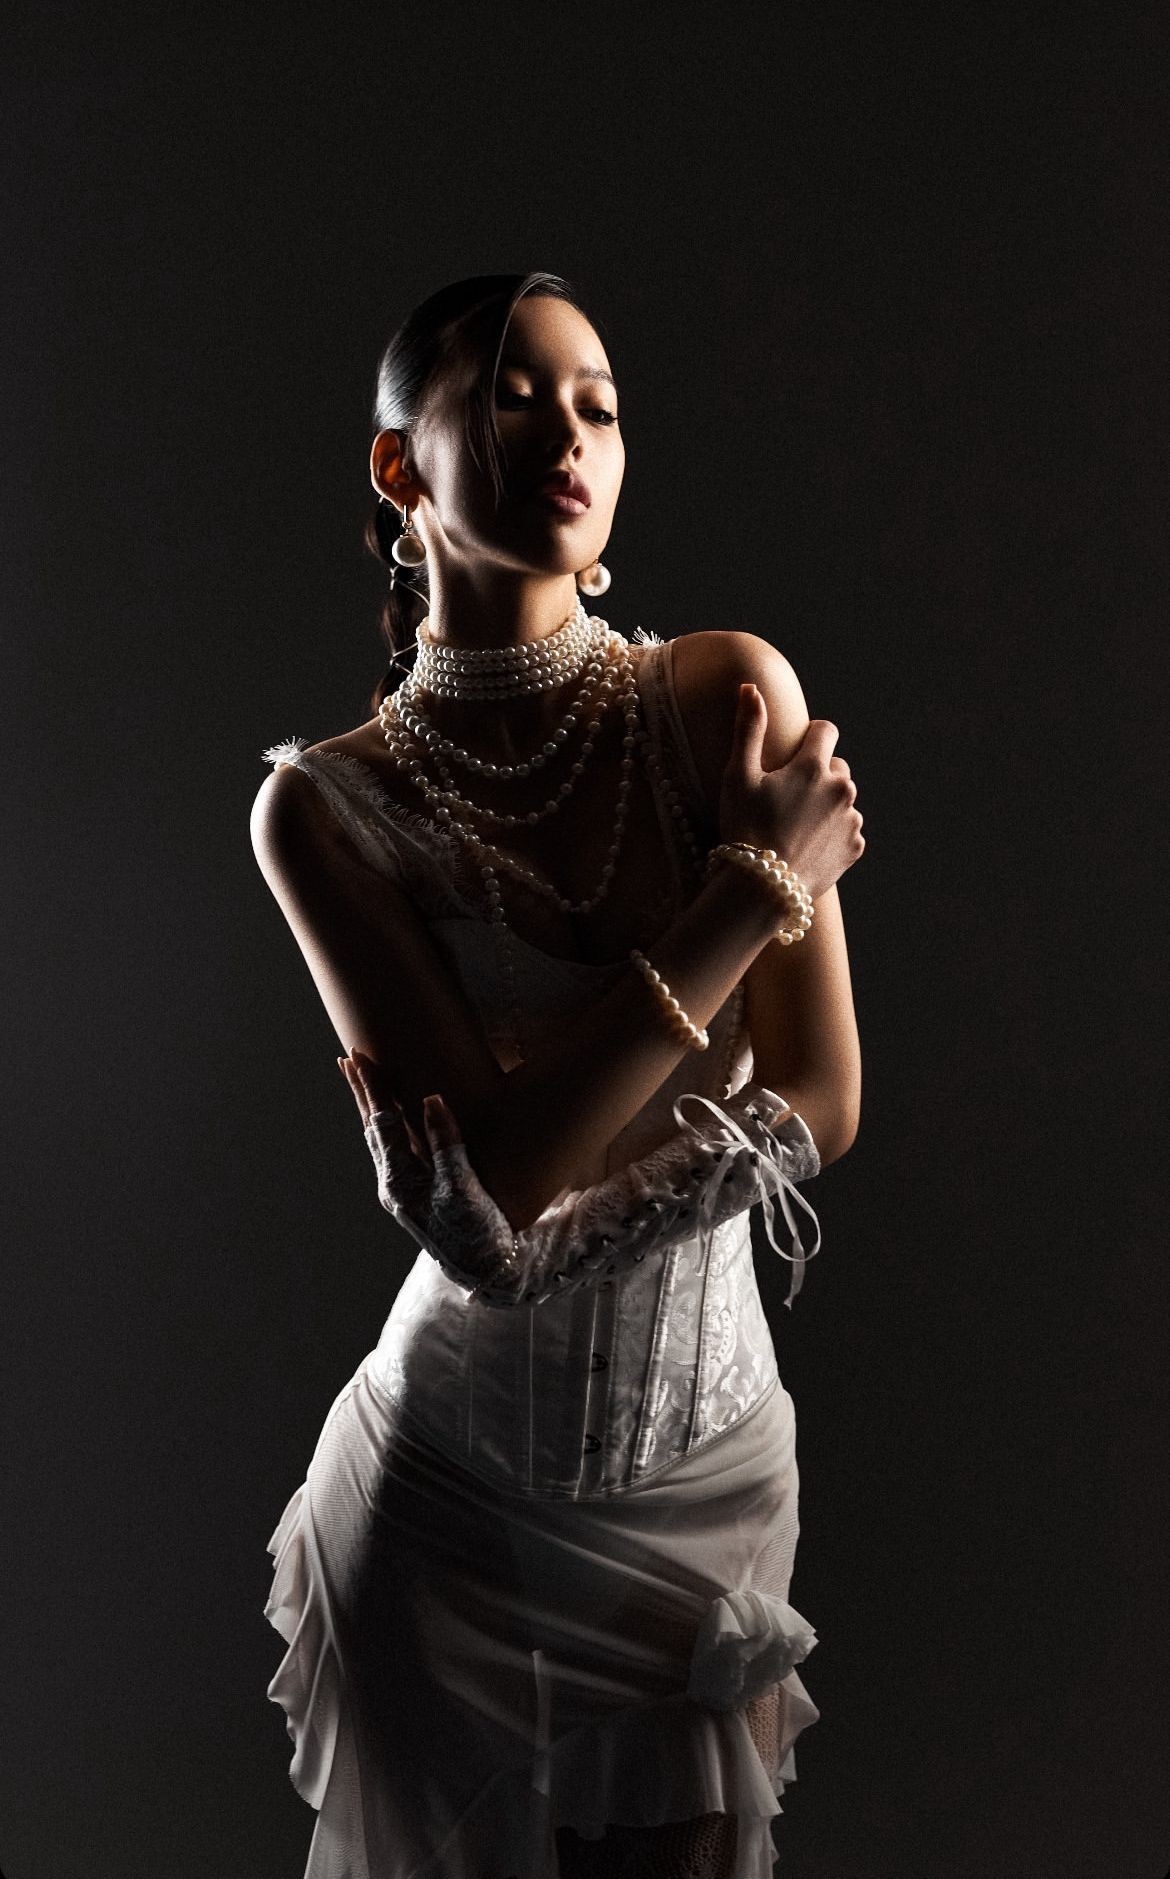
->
xmin=364 ymin=271 xmax=605 ymax=713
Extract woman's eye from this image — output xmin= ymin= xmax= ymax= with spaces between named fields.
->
xmin=497 ymin=390 xmax=617 ymax=426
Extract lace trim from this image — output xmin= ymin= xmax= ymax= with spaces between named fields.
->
xmin=659 ymin=641 xmax=718 ymax=833
xmin=261 ymin=737 xmax=483 ymax=917
xmin=266 ymin=740 xmax=443 ymax=848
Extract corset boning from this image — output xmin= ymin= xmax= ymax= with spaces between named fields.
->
xmin=366 ymin=917 xmax=782 ymax=1500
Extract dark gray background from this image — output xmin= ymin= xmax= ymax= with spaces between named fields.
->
xmin=2 ymin=4 xmax=1166 ymax=1876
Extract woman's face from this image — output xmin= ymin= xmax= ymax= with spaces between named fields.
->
xmin=397 ymin=294 xmax=624 ymax=584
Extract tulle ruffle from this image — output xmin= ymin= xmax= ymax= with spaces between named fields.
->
xmin=687 ymin=1589 xmax=818 ymax=1712
xmin=263 ymin=1364 xmax=819 ymax=1878
xmin=264 ymin=1480 xmax=346 ymax=1814
xmin=404 ymin=1677 xmax=820 ymax=1878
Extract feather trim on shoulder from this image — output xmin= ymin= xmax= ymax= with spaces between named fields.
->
xmin=631 ymin=625 xmax=666 ymax=645
xmin=260 ymin=739 xmax=440 ymax=852
xmin=260 ymin=736 xmax=311 ymax=766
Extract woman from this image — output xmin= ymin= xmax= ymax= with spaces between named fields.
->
xmin=252 ymin=271 xmax=864 ymax=1878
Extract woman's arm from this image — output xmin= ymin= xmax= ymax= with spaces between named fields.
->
xmin=251 ymin=629 xmax=857 ymax=1231
xmin=360 ymin=1076 xmax=822 ymax=1309
xmin=670 ymin=632 xmax=862 ymax=1165
xmin=252 ymin=761 xmax=782 ymax=1233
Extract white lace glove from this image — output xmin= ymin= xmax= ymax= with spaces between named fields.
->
xmin=363 ymin=1082 xmax=821 ymax=1311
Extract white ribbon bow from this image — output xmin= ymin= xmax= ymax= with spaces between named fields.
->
xmin=673 ymin=1089 xmax=823 ymax=1308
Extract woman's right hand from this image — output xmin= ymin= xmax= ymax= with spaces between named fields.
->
xmin=718 ymin=684 xmax=865 ymax=901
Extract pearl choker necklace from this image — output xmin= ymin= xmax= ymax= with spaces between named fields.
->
xmin=413 ymin=596 xmax=595 ymax=698
xmin=386 ymin=624 xmax=621 ymax=782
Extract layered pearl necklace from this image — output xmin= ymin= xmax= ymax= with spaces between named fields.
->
xmin=390 ymin=620 xmax=622 ymax=823
xmin=410 ymin=597 xmax=598 ymax=700
xmin=377 ymin=603 xmax=713 ymax=1067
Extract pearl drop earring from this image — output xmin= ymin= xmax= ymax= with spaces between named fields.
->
xmin=577 ymin=558 xmax=611 ymax=597
xmin=384 ymin=494 xmax=427 ymax=569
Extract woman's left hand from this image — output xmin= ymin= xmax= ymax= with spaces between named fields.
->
xmin=339 ymin=1048 xmax=461 ymax=1172
xmin=339 ymin=1049 xmax=517 ymax=1282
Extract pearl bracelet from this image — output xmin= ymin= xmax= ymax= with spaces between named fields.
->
xmin=704 ymin=843 xmax=816 ymax=946
xmin=628 ymin=949 xmax=711 ymax=1052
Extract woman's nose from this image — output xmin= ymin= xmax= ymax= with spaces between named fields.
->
xmin=547 ymin=401 xmax=586 ymax=450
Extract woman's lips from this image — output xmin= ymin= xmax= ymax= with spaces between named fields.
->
xmin=532 ymin=489 xmax=590 ymax=516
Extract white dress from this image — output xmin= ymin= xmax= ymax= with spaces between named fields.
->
xmin=260 ymin=636 xmax=822 ymax=1878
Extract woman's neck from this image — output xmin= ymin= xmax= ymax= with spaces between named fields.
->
xmin=420 ymin=567 xmax=581 ymax=652
xmin=408 ymin=569 xmax=596 ymax=764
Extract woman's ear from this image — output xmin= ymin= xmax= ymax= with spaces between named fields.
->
xmin=370 ymin=429 xmax=419 ymax=507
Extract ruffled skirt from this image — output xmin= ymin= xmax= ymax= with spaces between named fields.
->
xmin=263 ymin=1355 xmax=819 ymax=1878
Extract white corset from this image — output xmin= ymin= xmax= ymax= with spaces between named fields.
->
xmin=262 ymin=635 xmax=816 ymax=1500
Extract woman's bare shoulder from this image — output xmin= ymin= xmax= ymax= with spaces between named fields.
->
xmin=264 ymin=716 xmax=388 ymax=802
xmin=252 ymin=715 xmax=388 ymax=864
xmin=299 ymin=717 xmax=385 ymax=766
xmin=670 ymin=630 xmax=811 ymax=814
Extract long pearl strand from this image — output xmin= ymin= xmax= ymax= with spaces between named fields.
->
xmin=378 ymin=611 xmax=732 ymax=1077
xmin=392 ymin=632 xmax=612 ymax=777
xmin=383 ymin=630 xmax=642 ymax=915
xmin=384 ymin=630 xmax=627 ymax=829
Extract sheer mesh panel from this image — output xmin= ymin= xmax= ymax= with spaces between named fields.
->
xmin=755 ymin=1493 xmax=800 ymax=1595
xmin=552 ymin=1806 xmax=739 ymax=1879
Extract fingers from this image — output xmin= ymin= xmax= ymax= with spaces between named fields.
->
xmin=729 ymin=683 xmax=766 ymax=782
xmin=338 ymin=1054 xmax=370 ymax=1126
xmin=351 ymin=1051 xmax=440 ymax=1166
xmin=363 ymin=1102 xmax=433 ymax=1214
xmin=341 ymin=1053 xmax=463 ymax=1172
xmin=423 ymin=1094 xmax=463 ymax=1152
xmin=799 ymin=718 xmax=841 ymax=763
xmin=340 ymin=1048 xmax=408 ymax=1139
